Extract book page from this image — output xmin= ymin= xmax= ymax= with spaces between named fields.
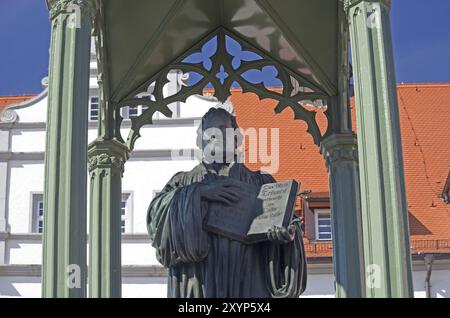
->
xmin=246 ymin=181 xmax=292 ymax=235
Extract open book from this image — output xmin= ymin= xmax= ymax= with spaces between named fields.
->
xmin=204 ymin=180 xmax=299 ymax=244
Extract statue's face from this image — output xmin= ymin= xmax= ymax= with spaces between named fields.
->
xmin=201 ymin=112 xmax=236 ymax=164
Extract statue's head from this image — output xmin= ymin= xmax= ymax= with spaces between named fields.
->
xmin=196 ymin=107 xmax=243 ymax=164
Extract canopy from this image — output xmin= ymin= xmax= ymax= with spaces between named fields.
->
xmin=102 ymin=0 xmax=338 ymax=102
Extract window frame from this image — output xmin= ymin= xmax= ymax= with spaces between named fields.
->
xmin=121 ymin=192 xmax=134 ymax=234
xmin=315 ymin=208 xmax=332 ymax=241
xmin=30 ymin=192 xmax=44 ymax=234
xmin=89 ymin=96 xmax=99 ymax=121
xmin=120 ymin=105 xmax=150 ymax=120
xmin=127 ymin=106 xmax=140 ymax=118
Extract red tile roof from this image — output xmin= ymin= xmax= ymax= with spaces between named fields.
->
xmin=395 ymin=84 xmax=450 ymax=241
xmin=230 ymin=83 xmax=450 ymax=256
xmin=230 ymin=91 xmax=329 ymax=193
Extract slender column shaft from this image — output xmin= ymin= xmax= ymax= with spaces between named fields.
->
xmin=321 ymin=133 xmax=365 ymax=297
xmin=0 ymin=125 xmax=11 ymax=265
xmin=42 ymin=0 xmax=94 ymax=298
xmin=347 ymin=0 xmax=414 ymax=297
xmin=88 ymin=0 xmax=128 ymax=297
xmin=88 ymin=139 xmax=129 ymax=298
xmin=0 ymin=160 xmax=8 ymax=264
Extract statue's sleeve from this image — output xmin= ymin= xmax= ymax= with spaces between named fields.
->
xmin=146 ymin=172 xmax=209 ymax=267
xmin=266 ymin=222 xmax=307 ymax=298
xmin=257 ymin=172 xmax=307 ymax=297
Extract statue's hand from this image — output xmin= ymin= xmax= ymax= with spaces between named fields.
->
xmin=267 ymin=224 xmax=296 ymax=244
xmin=199 ymin=179 xmax=241 ymax=206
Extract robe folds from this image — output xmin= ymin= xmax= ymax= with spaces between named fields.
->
xmin=147 ymin=163 xmax=307 ymax=298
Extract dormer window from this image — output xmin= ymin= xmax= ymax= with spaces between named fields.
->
xmin=315 ymin=209 xmax=332 ymax=241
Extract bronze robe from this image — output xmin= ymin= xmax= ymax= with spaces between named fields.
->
xmin=147 ymin=163 xmax=307 ymax=298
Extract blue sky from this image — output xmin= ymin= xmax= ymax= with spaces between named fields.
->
xmin=0 ymin=0 xmax=449 ymax=95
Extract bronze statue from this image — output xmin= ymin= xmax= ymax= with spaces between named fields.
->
xmin=147 ymin=107 xmax=307 ymax=297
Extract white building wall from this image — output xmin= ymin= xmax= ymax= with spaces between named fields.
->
xmin=0 ymin=276 xmax=41 ymax=298
xmin=8 ymin=162 xmax=44 ymax=233
xmin=121 ymin=242 xmax=158 ymax=266
xmin=122 ymin=159 xmax=198 ymax=234
xmin=12 ymin=98 xmax=47 ymax=123
xmin=132 ymin=126 xmax=199 ymax=151
xmin=6 ymin=240 xmax=42 ymax=265
xmin=10 ymin=130 xmax=46 ymax=153
xmin=179 ymin=95 xmax=220 ymax=118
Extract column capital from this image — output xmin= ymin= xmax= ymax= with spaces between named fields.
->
xmin=47 ymin=0 xmax=96 ymax=21
xmin=88 ymin=139 xmax=130 ymax=175
xmin=88 ymin=138 xmax=127 ymax=297
xmin=320 ymin=133 xmax=358 ymax=168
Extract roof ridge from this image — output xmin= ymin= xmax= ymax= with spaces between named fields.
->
xmin=3 ymin=83 xmax=449 ymax=99
xmin=203 ymin=83 xmax=450 ymax=94
xmin=0 ymin=94 xmax=37 ymax=99
xmin=397 ymin=82 xmax=450 ymax=88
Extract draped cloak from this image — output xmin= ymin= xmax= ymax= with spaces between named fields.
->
xmin=147 ymin=162 xmax=307 ymax=298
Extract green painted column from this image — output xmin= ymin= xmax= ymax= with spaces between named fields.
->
xmin=42 ymin=0 xmax=94 ymax=297
xmin=321 ymin=134 xmax=365 ymax=298
xmin=88 ymin=140 xmax=129 ymax=298
xmin=87 ymin=0 xmax=129 ymax=297
xmin=318 ymin=1 xmax=365 ymax=298
xmin=346 ymin=0 xmax=414 ymax=297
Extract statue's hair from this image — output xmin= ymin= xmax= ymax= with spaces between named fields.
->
xmin=196 ymin=107 xmax=243 ymax=149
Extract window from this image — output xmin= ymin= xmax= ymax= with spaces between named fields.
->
xmin=121 ymin=193 xmax=133 ymax=233
xmin=90 ymin=96 xmax=99 ymax=120
xmin=315 ymin=210 xmax=332 ymax=241
xmin=31 ymin=193 xmax=44 ymax=233
xmin=121 ymin=106 xmax=149 ymax=119
xmin=128 ymin=106 xmax=139 ymax=118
